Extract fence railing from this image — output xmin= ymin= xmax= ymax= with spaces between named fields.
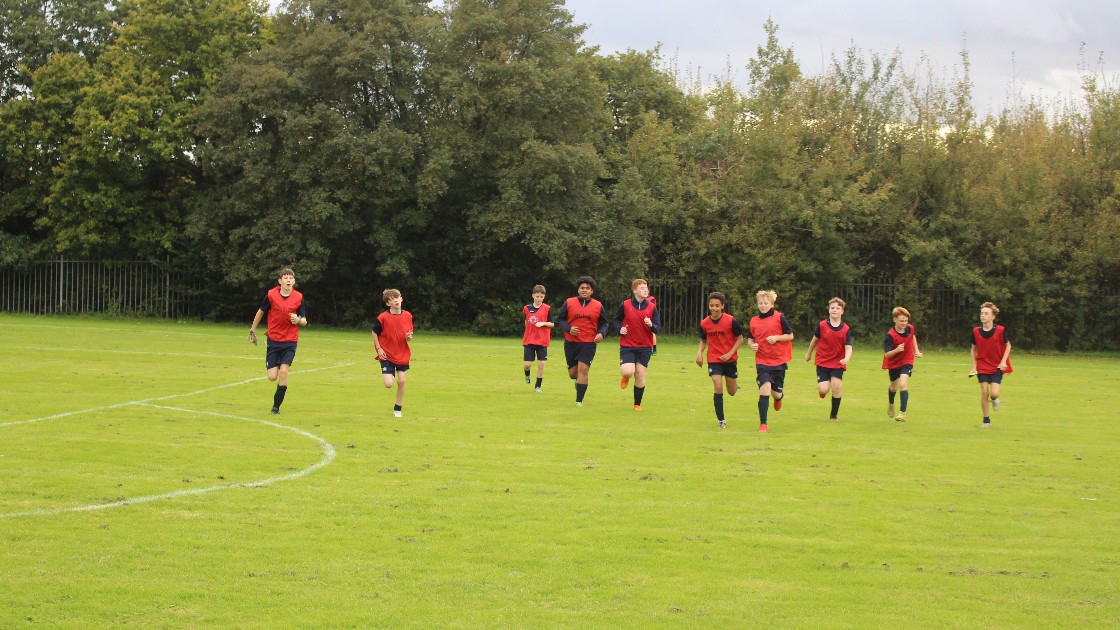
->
xmin=0 ymin=258 xmax=203 ymax=319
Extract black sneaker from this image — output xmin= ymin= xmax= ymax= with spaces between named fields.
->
xmin=271 ymin=406 xmax=280 ymax=415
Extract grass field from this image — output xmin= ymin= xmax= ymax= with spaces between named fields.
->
xmin=1 ymin=314 xmax=1118 ymax=628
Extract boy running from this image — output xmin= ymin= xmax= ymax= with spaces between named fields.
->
xmin=805 ymin=297 xmax=853 ymax=422
xmin=248 ymin=268 xmax=307 ymax=415
xmin=696 ymin=292 xmax=745 ymax=428
xmin=522 ymin=285 xmax=554 ymax=392
xmin=747 ymin=290 xmax=794 ymax=433
xmin=882 ymin=306 xmax=922 ymax=422
xmin=372 ymin=289 xmax=414 ymax=418
xmin=970 ymin=301 xmax=1012 ymax=428
xmin=552 ymin=276 xmax=609 ymax=407
xmin=613 ymin=278 xmax=661 ymax=411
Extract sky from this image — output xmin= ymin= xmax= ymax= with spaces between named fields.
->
xmin=562 ymin=0 xmax=1120 ymax=114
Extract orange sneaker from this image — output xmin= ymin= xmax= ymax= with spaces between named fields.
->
xmin=774 ymin=396 xmax=783 ymax=411
xmin=759 ymin=423 xmax=768 ymax=433
xmin=819 ymin=391 xmax=827 ymax=399
xmin=620 ymin=377 xmax=630 ymax=389
xmin=633 ymin=404 xmax=642 ymax=411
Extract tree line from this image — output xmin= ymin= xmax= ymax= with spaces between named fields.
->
xmin=2 ymin=0 xmax=1118 ymax=348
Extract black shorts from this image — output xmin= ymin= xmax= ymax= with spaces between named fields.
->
xmin=619 ymin=346 xmax=653 ymax=368
xmin=816 ymin=367 xmax=845 ymax=382
xmin=888 ymin=365 xmax=914 ymax=381
xmin=523 ymin=345 xmax=549 ymax=362
xmin=708 ymin=361 xmax=738 ymax=379
xmin=565 ymin=341 xmax=598 ymax=369
xmin=265 ymin=341 xmax=298 ymax=369
xmin=756 ymin=365 xmax=786 ymax=392
xmin=977 ymin=371 xmax=1003 ymax=384
xmin=380 ymin=360 xmax=410 ymax=375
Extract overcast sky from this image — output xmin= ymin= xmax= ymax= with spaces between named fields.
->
xmin=563 ymin=0 xmax=1120 ymax=113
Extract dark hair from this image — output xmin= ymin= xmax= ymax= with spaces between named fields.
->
xmin=575 ymin=275 xmax=596 ymax=292
xmin=707 ymin=291 xmax=726 ymax=305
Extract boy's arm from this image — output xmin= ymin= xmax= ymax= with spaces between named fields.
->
xmin=969 ymin=343 xmax=978 ymax=370
xmin=723 ymin=334 xmax=746 ymax=361
xmin=249 ymin=308 xmax=265 ymax=344
xmin=805 ymin=336 xmax=819 ymax=361
xmin=611 ymin=302 xmax=626 ymax=333
xmin=650 ymin=305 xmax=662 ymax=334
xmin=553 ymin=301 xmax=572 ymax=333
xmin=913 ymin=332 xmax=923 ymax=358
xmin=999 ymin=341 xmax=1012 ymax=370
xmin=595 ymin=305 xmax=610 ymax=340
xmin=842 ymin=343 xmax=853 ymax=365
xmin=696 ymin=337 xmax=707 ymax=366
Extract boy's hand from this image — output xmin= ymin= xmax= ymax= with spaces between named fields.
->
xmin=248 ymin=330 xmax=257 ymax=345
xmin=695 ymin=354 xmax=704 ymax=367
xmin=405 ymin=330 xmax=413 ymax=341
xmin=289 ymin=313 xmax=300 ymax=324
xmin=968 ymin=370 xmax=978 ymax=378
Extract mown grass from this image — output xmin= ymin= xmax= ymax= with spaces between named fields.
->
xmin=0 ymin=314 xmax=1117 ymax=628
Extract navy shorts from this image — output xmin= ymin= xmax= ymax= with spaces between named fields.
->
xmin=816 ymin=367 xmax=845 ymax=382
xmin=756 ymin=365 xmax=786 ymax=392
xmin=619 ymin=346 xmax=653 ymax=368
xmin=265 ymin=341 xmax=297 ymax=369
xmin=380 ymin=360 xmax=410 ymax=375
xmin=708 ymin=361 xmax=738 ymax=379
xmin=977 ymin=371 xmax=1003 ymax=384
xmin=564 ymin=341 xmax=598 ymax=369
xmin=888 ymin=365 xmax=914 ymax=381
xmin=523 ymin=345 xmax=549 ymax=362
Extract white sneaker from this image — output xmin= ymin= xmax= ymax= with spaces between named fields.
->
xmin=393 ymin=410 xmax=402 ymax=418
xmin=535 ymin=387 xmax=541 ymax=393
xmin=991 ymin=398 xmax=1000 ymax=411
xmin=575 ymin=401 xmax=583 ymax=407
xmin=887 ymin=404 xmax=895 ymax=418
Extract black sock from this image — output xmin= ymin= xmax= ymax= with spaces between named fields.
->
xmin=524 ymin=368 xmax=530 ymax=377
xmin=273 ymin=385 xmax=287 ymax=409
xmin=983 ymin=416 xmax=990 ymax=423
xmin=830 ymin=396 xmax=842 ymax=418
xmin=634 ymin=386 xmax=645 ymax=406
xmin=575 ymin=383 xmax=588 ymax=403
xmin=535 ymin=377 xmax=543 ymax=388
xmin=394 ymin=404 xmax=402 ymax=412
xmin=714 ymin=393 xmax=724 ymax=421
xmin=888 ymin=389 xmax=896 ymax=404
xmin=758 ymin=395 xmax=769 ymax=424
xmin=900 ymin=391 xmax=909 ymax=412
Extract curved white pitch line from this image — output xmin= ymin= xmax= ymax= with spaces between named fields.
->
xmin=0 ymin=365 xmax=350 ymax=518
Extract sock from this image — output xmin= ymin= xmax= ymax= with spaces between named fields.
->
xmin=714 ymin=393 xmax=724 ymax=421
xmin=888 ymin=389 xmax=896 ymax=404
xmin=830 ymin=396 xmax=842 ymax=418
xmin=983 ymin=416 xmax=990 ymax=423
xmin=758 ymin=395 xmax=769 ymax=424
xmin=535 ymin=377 xmax=543 ymax=388
xmin=634 ymin=386 xmax=645 ymax=406
xmin=394 ymin=404 xmax=402 ymax=412
xmin=575 ymin=383 xmax=588 ymax=403
xmin=900 ymin=391 xmax=909 ymax=412
xmin=524 ymin=369 xmax=530 ymax=378
xmin=273 ymin=385 xmax=287 ymax=409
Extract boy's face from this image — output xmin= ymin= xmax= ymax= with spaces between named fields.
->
xmin=278 ymin=273 xmax=295 ymax=291
xmin=386 ymin=295 xmax=403 ymax=310
xmin=756 ymin=295 xmax=773 ymax=313
xmin=708 ymin=298 xmax=724 ymax=318
xmin=577 ymin=283 xmax=594 ymax=300
xmin=633 ymin=283 xmax=649 ymax=300
xmin=893 ymin=314 xmax=909 ymax=328
xmin=532 ymin=291 xmax=546 ymax=304
xmin=828 ymin=302 xmax=844 ymax=318
xmin=979 ymin=307 xmax=995 ymax=324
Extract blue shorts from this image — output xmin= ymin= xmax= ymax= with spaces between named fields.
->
xmin=619 ymin=347 xmax=653 ymax=367
xmin=564 ymin=341 xmax=598 ymax=369
xmin=523 ymin=345 xmax=549 ymax=362
xmin=977 ymin=371 xmax=1003 ymax=384
xmin=380 ymin=360 xmax=410 ymax=375
xmin=888 ymin=365 xmax=914 ymax=381
xmin=265 ymin=341 xmax=297 ymax=369
xmin=816 ymin=367 xmax=845 ymax=382
xmin=756 ymin=365 xmax=786 ymax=392
xmin=708 ymin=361 xmax=738 ymax=379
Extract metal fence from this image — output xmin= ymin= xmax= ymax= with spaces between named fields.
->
xmin=0 ymin=258 xmax=203 ymax=319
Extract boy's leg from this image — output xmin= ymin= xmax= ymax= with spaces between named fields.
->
xmin=710 ymin=374 xmax=725 ymax=426
xmin=979 ymin=381 xmax=991 ymax=421
xmin=633 ymin=363 xmax=648 ymax=408
xmin=620 ymin=362 xmax=635 ymax=388
xmin=395 ymin=371 xmax=407 ymax=406
xmin=989 ymin=381 xmax=1001 ymax=410
xmin=830 ymin=376 xmax=843 ymax=420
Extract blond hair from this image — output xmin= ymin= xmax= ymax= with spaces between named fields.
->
xmin=828 ymin=297 xmax=846 ymax=308
xmin=382 ymin=288 xmax=402 ymax=303
xmin=756 ymin=290 xmax=777 ymax=302
xmin=981 ymin=301 xmax=1000 ymax=317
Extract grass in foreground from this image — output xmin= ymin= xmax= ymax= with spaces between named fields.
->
xmin=0 ymin=314 xmax=1117 ymax=628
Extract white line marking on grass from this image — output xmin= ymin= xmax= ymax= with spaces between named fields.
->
xmin=0 ymin=404 xmax=336 ymax=519
xmin=0 ymin=365 xmax=351 ymax=518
